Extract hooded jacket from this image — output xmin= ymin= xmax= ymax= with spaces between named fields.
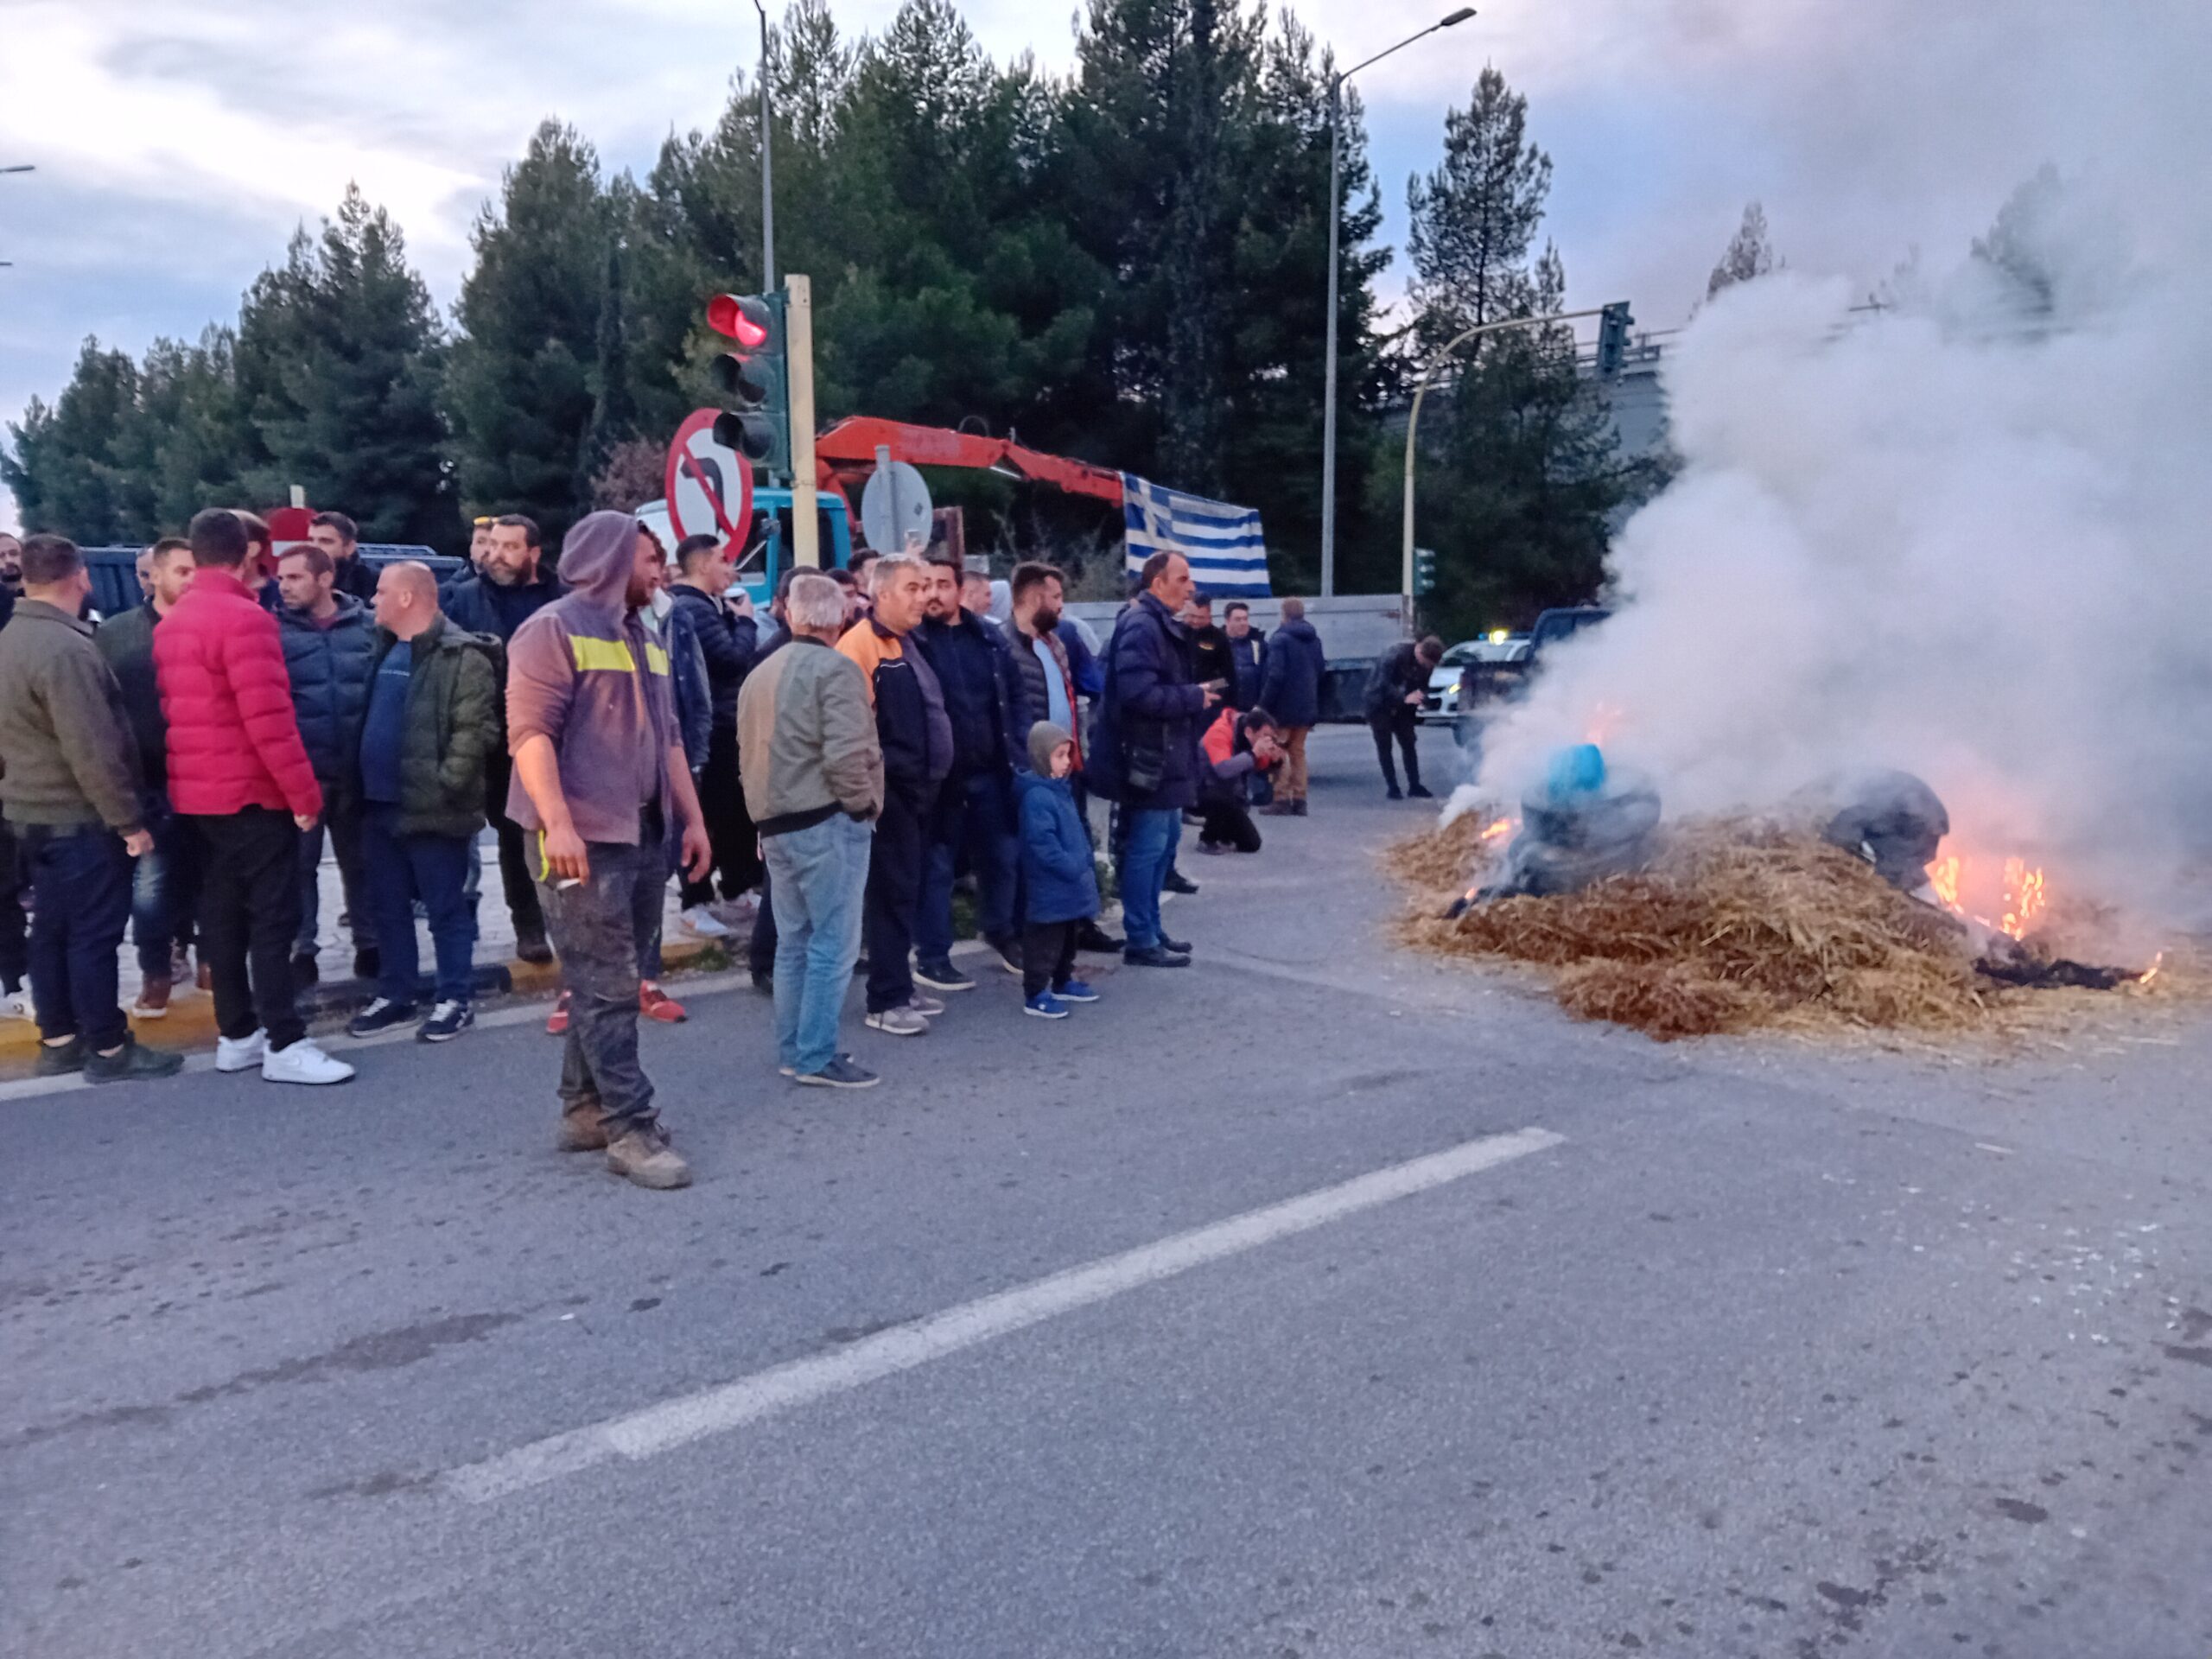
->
xmin=1088 ymin=592 xmax=1207 ymax=810
xmin=667 ymin=582 xmax=759 ymax=735
xmin=1225 ymin=628 xmax=1266 ymax=711
xmin=1259 ymin=615 xmax=1327 ymax=728
xmin=367 ymin=614 xmax=502 ymax=839
xmin=504 ymin=512 xmax=678 ymax=847
xmin=278 ymin=593 xmax=378 ymax=791
xmin=1014 ymin=722 xmax=1100 ymax=925
xmin=916 ymin=608 xmax=1022 ymax=780
xmin=154 ymin=566 xmax=323 ymax=820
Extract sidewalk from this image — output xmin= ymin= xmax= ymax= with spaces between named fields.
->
xmin=0 ymin=828 xmax=728 ymax=1072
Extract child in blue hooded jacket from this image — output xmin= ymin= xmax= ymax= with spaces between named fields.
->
xmin=1014 ymin=721 xmax=1102 ymax=1019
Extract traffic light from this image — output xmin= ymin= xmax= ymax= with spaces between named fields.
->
xmin=1413 ymin=546 xmax=1438 ymax=596
xmin=1596 ymin=301 xmax=1634 ymax=377
xmin=707 ymin=290 xmax=791 ymax=476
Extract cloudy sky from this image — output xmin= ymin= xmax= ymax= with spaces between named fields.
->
xmin=0 ymin=0 xmax=2170 ymax=530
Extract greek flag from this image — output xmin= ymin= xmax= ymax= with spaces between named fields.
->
xmin=1121 ymin=474 xmax=1271 ymax=600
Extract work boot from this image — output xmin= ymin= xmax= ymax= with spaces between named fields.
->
xmin=556 ymin=1099 xmax=609 ymax=1152
xmin=132 ymin=977 xmax=172 ymax=1020
xmin=86 ymin=1037 xmax=186 ymax=1084
xmin=35 ymin=1037 xmax=85 ymax=1077
xmin=606 ymin=1124 xmax=690 ymax=1190
xmin=1291 ymin=800 xmax=1308 ymax=817
xmin=514 ymin=925 xmax=554 ymax=966
xmin=1262 ymin=801 xmax=1295 ymax=817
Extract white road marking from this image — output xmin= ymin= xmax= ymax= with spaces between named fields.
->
xmin=446 ymin=1125 xmax=1565 ymax=1503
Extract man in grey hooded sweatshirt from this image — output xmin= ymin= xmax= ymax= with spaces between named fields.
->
xmin=506 ymin=512 xmax=711 ymax=1191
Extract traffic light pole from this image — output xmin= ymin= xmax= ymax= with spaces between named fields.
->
xmin=1398 ymin=306 xmax=1607 ymax=637
xmin=785 ymin=274 xmax=820 ymax=568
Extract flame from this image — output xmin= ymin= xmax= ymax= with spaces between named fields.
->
xmin=1924 ymin=851 xmax=2049 ymax=940
xmin=1480 ymin=817 xmax=1515 ymax=844
xmin=2139 ymin=951 xmax=2164 ymax=988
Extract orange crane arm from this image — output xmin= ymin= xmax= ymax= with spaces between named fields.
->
xmin=812 ymin=417 xmax=1127 ymax=521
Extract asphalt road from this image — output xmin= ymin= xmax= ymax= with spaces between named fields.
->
xmin=4 ymin=726 xmax=2208 ymax=1659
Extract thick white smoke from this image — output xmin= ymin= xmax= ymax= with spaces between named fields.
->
xmin=1465 ymin=146 xmax=2212 ymax=918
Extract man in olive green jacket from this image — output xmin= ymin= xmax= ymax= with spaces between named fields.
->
xmin=346 ymin=563 xmax=501 ymax=1045
xmin=0 ymin=535 xmax=181 ymax=1083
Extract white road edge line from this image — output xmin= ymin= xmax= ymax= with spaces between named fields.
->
xmin=446 ymin=1125 xmax=1565 ymax=1503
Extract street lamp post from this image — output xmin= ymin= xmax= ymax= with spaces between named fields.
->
xmin=750 ymin=1 xmax=774 ymax=290
xmin=1319 ymin=8 xmax=1473 ymax=599
xmin=1397 ymin=306 xmax=1609 ymax=633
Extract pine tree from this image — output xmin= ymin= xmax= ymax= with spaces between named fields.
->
xmin=1706 ymin=200 xmax=1780 ymax=300
xmin=0 ymin=340 xmax=138 ymax=542
xmin=445 ymin=122 xmax=618 ymax=555
xmin=232 ymin=188 xmax=449 ymax=543
xmin=1395 ymin=66 xmax=1630 ymax=632
xmin=1406 ymin=66 xmax=1553 ymax=346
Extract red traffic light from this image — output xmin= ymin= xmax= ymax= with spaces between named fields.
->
xmin=707 ymin=293 xmax=772 ymax=349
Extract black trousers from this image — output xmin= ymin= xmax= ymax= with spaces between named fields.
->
xmin=20 ymin=823 xmax=133 ymax=1052
xmin=863 ymin=790 xmax=924 ymax=1014
xmin=483 ymin=752 xmax=546 ymax=943
xmin=0 ymin=818 xmax=27 ymax=994
xmin=1370 ymin=706 xmax=1422 ymax=791
xmin=192 ymin=806 xmax=306 ymax=1049
xmin=681 ymin=726 xmax=762 ymax=906
xmin=1197 ymin=797 xmax=1263 ymax=853
xmin=1021 ymin=919 xmax=1080 ymax=999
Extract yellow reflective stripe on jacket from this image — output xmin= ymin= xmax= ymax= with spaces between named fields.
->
xmin=569 ymin=636 xmax=636 ymax=673
xmin=566 ymin=635 xmax=670 ymax=676
xmin=537 ymin=829 xmax=550 ymax=881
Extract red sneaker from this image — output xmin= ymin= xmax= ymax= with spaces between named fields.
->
xmin=639 ymin=983 xmax=687 ymax=1023
xmin=545 ymin=991 xmax=571 ymax=1035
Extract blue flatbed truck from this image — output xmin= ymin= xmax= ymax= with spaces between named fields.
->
xmin=637 ymin=487 xmax=854 ymax=606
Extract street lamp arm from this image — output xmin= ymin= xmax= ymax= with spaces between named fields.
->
xmin=1340 ymin=8 xmax=1475 ymax=83
xmin=1398 ymin=306 xmax=1607 ymax=634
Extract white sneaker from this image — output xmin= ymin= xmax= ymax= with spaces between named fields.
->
xmin=215 ymin=1028 xmax=268 ymax=1072
xmin=677 ymin=905 xmax=733 ymax=940
xmin=0 ymin=988 xmax=32 ymax=1021
xmin=864 ymin=1006 xmax=929 ymax=1037
xmin=262 ymin=1038 xmax=355 ymax=1086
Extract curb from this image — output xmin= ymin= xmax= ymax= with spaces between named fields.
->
xmin=0 ymin=936 xmax=721 ymax=1077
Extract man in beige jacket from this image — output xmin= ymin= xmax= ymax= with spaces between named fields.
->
xmin=736 ymin=571 xmax=884 ymax=1089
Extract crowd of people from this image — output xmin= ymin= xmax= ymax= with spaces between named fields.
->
xmin=0 ymin=507 xmax=1375 ymax=1190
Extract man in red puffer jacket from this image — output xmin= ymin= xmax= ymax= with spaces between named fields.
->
xmin=153 ymin=509 xmax=353 ymax=1086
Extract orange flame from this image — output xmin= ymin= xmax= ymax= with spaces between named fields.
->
xmin=2139 ymin=952 xmax=2164 ymax=988
xmin=1480 ymin=817 xmax=1515 ymax=844
xmin=1925 ymin=852 xmax=2048 ymax=941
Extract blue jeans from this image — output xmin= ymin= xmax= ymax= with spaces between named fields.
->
xmin=21 ymin=823 xmax=134 ymax=1052
xmin=1119 ymin=807 xmax=1182 ymax=951
xmin=130 ymin=793 xmax=194 ymax=979
xmin=915 ymin=770 xmax=1019 ymax=963
xmin=360 ymin=804 xmax=477 ymax=1006
xmin=763 ymin=814 xmax=872 ymax=1075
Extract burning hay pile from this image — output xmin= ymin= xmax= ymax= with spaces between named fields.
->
xmin=1391 ymin=804 xmax=2181 ymax=1044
